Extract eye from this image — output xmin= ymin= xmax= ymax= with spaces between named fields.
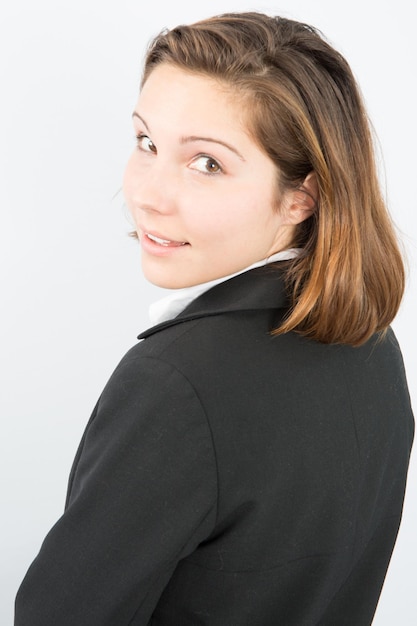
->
xmin=190 ymin=155 xmax=223 ymax=175
xmin=136 ymin=134 xmax=157 ymax=154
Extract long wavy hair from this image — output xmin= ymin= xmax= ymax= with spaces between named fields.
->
xmin=140 ymin=12 xmax=404 ymax=345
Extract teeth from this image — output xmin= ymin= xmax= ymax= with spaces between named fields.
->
xmin=147 ymin=233 xmax=171 ymax=246
xmin=146 ymin=233 xmax=186 ymax=246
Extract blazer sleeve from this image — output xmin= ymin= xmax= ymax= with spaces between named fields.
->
xmin=15 ymin=353 xmax=218 ymax=626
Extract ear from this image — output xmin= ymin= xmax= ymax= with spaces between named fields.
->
xmin=285 ymin=171 xmax=318 ymax=224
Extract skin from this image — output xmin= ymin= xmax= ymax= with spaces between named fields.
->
xmin=123 ymin=63 xmax=312 ymax=289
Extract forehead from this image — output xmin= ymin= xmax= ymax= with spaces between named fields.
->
xmin=137 ymin=64 xmax=247 ymax=132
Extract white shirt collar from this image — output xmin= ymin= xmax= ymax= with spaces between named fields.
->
xmin=148 ymin=248 xmax=300 ymax=325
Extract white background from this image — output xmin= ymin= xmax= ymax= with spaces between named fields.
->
xmin=1 ymin=1 xmax=415 ymax=624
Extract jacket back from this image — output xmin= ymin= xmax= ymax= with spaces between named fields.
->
xmin=15 ymin=266 xmax=414 ymax=625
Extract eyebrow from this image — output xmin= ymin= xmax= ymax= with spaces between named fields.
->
xmin=132 ymin=111 xmax=245 ymax=161
xmin=180 ymin=136 xmax=245 ymax=161
xmin=132 ymin=112 xmax=149 ymax=130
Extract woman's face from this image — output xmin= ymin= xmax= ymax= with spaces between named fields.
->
xmin=123 ymin=64 xmax=297 ymax=289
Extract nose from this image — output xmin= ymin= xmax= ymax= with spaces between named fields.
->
xmin=124 ymin=152 xmax=177 ymax=217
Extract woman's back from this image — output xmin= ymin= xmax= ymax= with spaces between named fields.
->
xmin=17 ymin=267 xmax=413 ymax=625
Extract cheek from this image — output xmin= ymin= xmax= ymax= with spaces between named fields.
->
xmin=219 ymin=192 xmax=275 ymax=232
xmin=196 ymin=187 xmax=263 ymax=230
xmin=185 ymin=196 xmax=243 ymax=244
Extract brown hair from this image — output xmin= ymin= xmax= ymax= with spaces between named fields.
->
xmin=141 ymin=12 xmax=404 ymax=345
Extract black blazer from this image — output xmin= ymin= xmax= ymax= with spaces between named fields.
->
xmin=15 ymin=265 xmax=414 ymax=625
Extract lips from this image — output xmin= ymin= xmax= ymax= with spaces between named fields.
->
xmin=139 ymin=229 xmax=190 ymax=256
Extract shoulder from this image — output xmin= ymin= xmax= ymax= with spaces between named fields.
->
xmin=121 ymin=315 xmax=410 ymax=396
xmin=67 ymin=346 xmax=219 ymax=515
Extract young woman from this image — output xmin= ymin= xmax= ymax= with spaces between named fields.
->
xmin=15 ymin=12 xmax=414 ymax=626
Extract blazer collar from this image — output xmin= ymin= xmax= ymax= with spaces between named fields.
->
xmin=138 ymin=263 xmax=289 ymax=339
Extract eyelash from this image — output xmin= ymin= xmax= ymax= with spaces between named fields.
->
xmin=134 ymin=133 xmax=224 ymax=176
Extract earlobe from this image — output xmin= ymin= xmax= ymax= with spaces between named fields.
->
xmin=287 ymin=171 xmax=318 ymax=224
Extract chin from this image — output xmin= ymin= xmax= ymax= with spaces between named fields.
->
xmin=141 ymin=266 xmax=196 ymax=290
xmin=140 ymin=257 xmax=236 ymax=289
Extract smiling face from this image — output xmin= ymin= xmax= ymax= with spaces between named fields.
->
xmin=123 ymin=64 xmax=300 ymax=289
